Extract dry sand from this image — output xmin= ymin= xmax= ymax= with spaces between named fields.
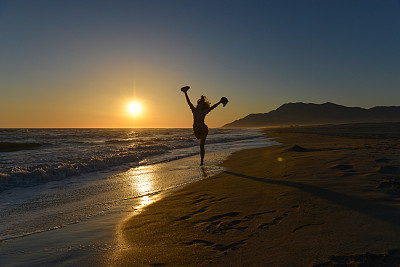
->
xmin=111 ymin=123 xmax=400 ymax=266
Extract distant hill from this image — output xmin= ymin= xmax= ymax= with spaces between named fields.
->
xmin=223 ymin=102 xmax=400 ymax=128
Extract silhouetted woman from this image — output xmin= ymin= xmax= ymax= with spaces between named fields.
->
xmin=181 ymin=86 xmax=228 ymax=166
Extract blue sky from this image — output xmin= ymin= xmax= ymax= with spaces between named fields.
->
xmin=1 ymin=0 xmax=399 ymax=127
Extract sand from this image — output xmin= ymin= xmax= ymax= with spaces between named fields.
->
xmin=111 ymin=123 xmax=400 ymax=266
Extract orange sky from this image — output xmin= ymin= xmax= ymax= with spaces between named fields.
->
xmin=1 ymin=2 xmax=400 ymax=128
xmin=0 ymin=68 xmax=255 ymax=128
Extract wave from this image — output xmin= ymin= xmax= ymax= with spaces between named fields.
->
xmin=105 ymin=139 xmax=134 ymax=144
xmin=0 ymin=129 xmax=267 ymax=192
xmin=0 ymin=142 xmax=43 ymax=152
xmin=0 ymin=148 xmax=169 ymax=192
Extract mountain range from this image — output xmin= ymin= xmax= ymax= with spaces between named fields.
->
xmin=223 ymin=102 xmax=400 ymax=128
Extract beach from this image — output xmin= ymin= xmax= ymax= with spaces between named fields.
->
xmin=3 ymin=1 xmax=400 ymax=266
xmin=113 ymin=123 xmax=400 ymax=266
xmin=0 ymin=128 xmax=273 ymax=266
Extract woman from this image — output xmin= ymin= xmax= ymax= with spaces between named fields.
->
xmin=181 ymin=86 xmax=228 ymax=166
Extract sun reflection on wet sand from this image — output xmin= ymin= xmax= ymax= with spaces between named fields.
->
xmin=127 ymin=165 xmax=157 ymax=195
xmin=113 ymin=165 xmax=163 ymax=262
xmin=112 ymin=155 xmax=228 ymax=264
xmin=125 ymin=165 xmax=164 ymax=210
xmin=138 ymin=195 xmax=152 ymax=207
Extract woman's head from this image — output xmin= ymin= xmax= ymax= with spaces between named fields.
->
xmin=196 ymin=95 xmax=211 ymax=110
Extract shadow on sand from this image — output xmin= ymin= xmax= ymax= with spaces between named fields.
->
xmin=223 ymin=171 xmax=400 ymax=227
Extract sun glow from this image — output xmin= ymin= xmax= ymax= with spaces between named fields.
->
xmin=127 ymin=101 xmax=143 ymax=117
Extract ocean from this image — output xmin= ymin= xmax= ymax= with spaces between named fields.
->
xmin=0 ymin=128 xmax=277 ymax=265
xmin=0 ymin=128 xmax=270 ymax=192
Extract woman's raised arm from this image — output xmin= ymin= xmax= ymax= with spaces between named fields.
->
xmin=209 ymin=97 xmax=228 ymax=112
xmin=181 ymin=86 xmax=195 ymax=110
xmin=209 ymin=100 xmax=222 ymax=112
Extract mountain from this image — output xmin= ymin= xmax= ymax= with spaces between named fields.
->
xmin=223 ymin=102 xmax=400 ymax=128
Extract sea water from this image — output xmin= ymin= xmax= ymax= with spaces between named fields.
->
xmin=0 ymin=128 xmax=266 ymax=190
xmin=0 ymin=128 xmax=277 ymax=265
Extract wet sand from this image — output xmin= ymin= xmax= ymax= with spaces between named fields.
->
xmin=113 ymin=123 xmax=400 ymax=266
xmin=0 ymin=153 xmax=229 ymax=266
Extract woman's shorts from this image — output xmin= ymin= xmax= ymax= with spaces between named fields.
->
xmin=193 ymin=123 xmax=208 ymax=139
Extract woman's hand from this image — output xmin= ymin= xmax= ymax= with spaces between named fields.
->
xmin=181 ymin=86 xmax=190 ymax=93
xmin=220 ymin=97 xmax=228 ymax=107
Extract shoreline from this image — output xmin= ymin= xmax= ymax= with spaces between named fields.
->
xmin=114 ymin=124 xmax=400 ymax=266
xmin=0 ymin=153 xmax=227 ymax=266
xmin=0 ymin=132 xmax=274 ymax=266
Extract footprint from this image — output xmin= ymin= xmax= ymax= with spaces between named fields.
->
xmin=214 ymin=240 xmax=246 ymax=252
xmin=184 ymin=239 xmax=246 ymax=253
xmin=210 ymin=197 xmax=227 ymax=203
xmin=202 ymin=212 xmax=240 ymax=222
xmin=192 ymin=194 xmax=209 ymax=204
xmin=204 ymin=219 xmax=248 ymax=233
xmin=244 ymin=210 xmax=276 ymax=220
xmin=258 ymin=216 xmax=284 ymax=229
xmin=342 ymin=172 xmax=362 ymax=177
xmin=293 ymin=222 xmax=324 ymax=232
xmin=331 ymin=164 xmax=353 ymax=171
xmin=176 ymin=205 xmax=209 ymax=221
xmin=228 ymin=220 xmax=243 ymax=226
xmin=327 ymin=158 xmax=347 ymax=163
xmin=184 ymin=239 xmax=215 ymax=246
xmin=192 ymin=198 xmax=206 ymax=204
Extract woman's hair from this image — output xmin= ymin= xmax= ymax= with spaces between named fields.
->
xmin=196 ymin=95 xmax=211 ymax=109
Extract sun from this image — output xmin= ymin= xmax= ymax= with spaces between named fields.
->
xmin=127 ymin=101 xmax=143 ymax=117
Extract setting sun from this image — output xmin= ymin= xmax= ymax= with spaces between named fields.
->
xmin=127 ymin=101 xmax=143 ymax=117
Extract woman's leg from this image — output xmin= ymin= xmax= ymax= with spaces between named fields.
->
xmin=200 ymin=134 xmax=207 ymax=166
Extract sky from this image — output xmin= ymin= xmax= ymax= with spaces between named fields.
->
xmin=0 ymin=0 xmax=399 ymax=128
